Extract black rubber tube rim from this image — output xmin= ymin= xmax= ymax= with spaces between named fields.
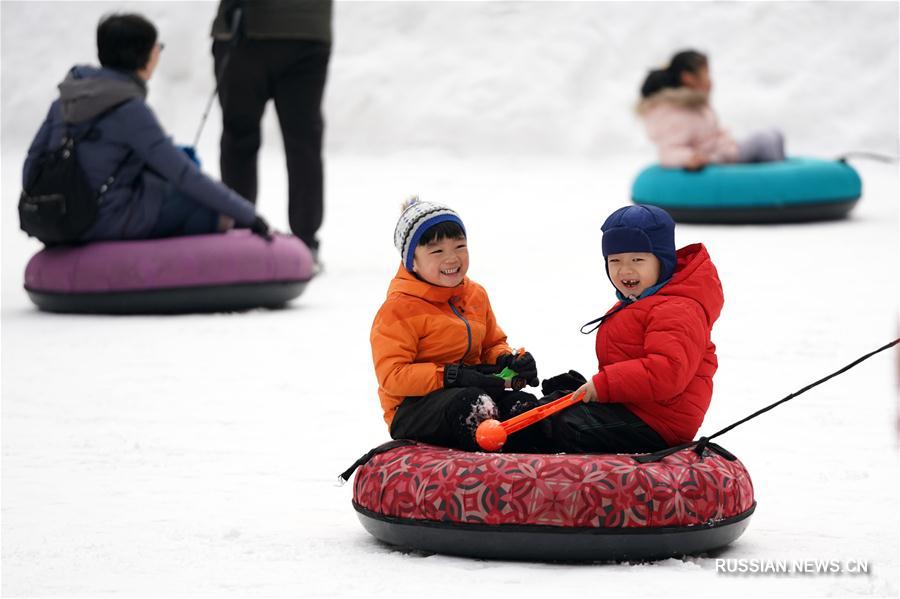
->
xmin=631 ymin=197 xmax=859 ymax=224
xmin=25 ymin=278 xmax=311 ymax=314
xmin=353 ymin=501 xmax=756 ymax=562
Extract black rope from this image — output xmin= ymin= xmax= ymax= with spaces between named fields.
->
xmin=635 ymin=338 xmax=899 ymax=463
xmin=337 ymin=439 xmax=417 ymax=484
xmin=837 ymin=151 xmax=900 ymax=164
xmin=193 ymin=6 xmax=244 ymax=147
xmin=580 ymin=302 xmax=630 ymax=335
xmin=705 ymin=338 xmax=898 ymax=442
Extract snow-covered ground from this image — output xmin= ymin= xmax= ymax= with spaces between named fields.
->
xmin=2 ymin=1 xmax=898 ymax=598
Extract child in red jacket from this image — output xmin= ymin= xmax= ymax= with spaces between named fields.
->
xmin=541 ymin=204 xmax=724 ymax=452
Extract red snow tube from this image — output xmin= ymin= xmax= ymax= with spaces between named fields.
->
xmin=351 ymin=441 xmax=755 ymax=561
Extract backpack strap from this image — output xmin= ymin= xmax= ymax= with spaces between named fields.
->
xmin=60 ymin=111 xmax=101 ymax=149
xmin=98 ymin=148 xmax=134 ymax=197
xmin=59 ymin=102 xmax=137 ymax=198
xmin=59 ymin=97 xmax=134 ymax=147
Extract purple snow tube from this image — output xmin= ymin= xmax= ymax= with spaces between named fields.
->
xmin=24 ymin=231 xmax=315 ymax=314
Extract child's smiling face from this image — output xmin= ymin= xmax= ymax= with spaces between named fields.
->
xmin=413 ymin=236 xmax=469 ymax=287
xmin=607 ymin=252 xmax=661 ymax=298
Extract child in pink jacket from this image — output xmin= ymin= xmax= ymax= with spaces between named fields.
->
xmin=637 ymin=50 xmax=785 ymax=170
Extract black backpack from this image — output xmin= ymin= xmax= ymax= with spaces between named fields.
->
xmin=19 ymin=115 xmax=131 ymax=245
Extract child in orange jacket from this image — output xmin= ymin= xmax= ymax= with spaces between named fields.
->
xmin=370 ymin=197 xmax=541 ymax=451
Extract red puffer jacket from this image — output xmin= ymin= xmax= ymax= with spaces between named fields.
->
xmin=591 ymin=243 xmax=723 ymax=446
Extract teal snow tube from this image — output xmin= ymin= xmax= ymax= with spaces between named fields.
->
xmin=631 ymin=157 xmax=862 ymax=223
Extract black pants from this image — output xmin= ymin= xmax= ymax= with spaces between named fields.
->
xmin=391 ymin=387 xmax=543 ymax=452
xmin=214 ymin=39 xmax=330 ymax=250
xmin=540 ymin=396 xmax=668 ymax=454
xmin=392 ymin=378 xmax=669 ymax=455
xmin=538 ymin=373 xmax=668 ymax=454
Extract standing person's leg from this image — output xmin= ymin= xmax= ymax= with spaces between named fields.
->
xmin=271 ymin=40 xmax=331 ymax=252
xmin=214 ymin=40 xmax=271 ymax=205
xmin=737 ymin=129 xmax=786 ymax=163
xmin=390 ymin=387 xmax=498 ymax=451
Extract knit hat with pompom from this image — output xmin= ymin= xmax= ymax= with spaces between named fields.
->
xmin=393 ymin=196 xmax=466 ymax=272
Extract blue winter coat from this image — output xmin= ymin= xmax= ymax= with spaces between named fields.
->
xmin=23 ymin=65 xmax=256 ymax=241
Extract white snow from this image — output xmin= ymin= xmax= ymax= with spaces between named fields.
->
xmin=464 ymin=394 xmax=499 ymax=430
xmin=1 ymin=1 xmax=898 ymax=598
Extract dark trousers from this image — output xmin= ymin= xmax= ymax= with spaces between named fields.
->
xmin=737 ymin=129 xmax=786 ymax=163
xmin=214 ymin=39 xmax=330 ymax=250
xmin=538 ymin=373 xmax=669 ymax=454
xmin=148 ymin=186 xmax=220 ymax=238
xmin=392 ymin=378 xmax=669 ymax=455
xmin=540 ymin=396 xmax=669 ymax=454
xmin=391 ymin=387 xmax=543 ymax=452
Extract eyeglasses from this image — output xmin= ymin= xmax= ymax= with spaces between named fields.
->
xmin=157 ymin=42 xmax=165 ymax=52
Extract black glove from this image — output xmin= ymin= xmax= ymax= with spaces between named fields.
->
xmin=541 ymin=370 xmax=587 ymax=396
xmin=472 ymin=363 xmax=504 ymax=375
xmin=443 ymin=364 xmax=505 ymax=391
xmin=497 ymin=352 xmax=539 ymax=387
xmin=250 ymin=215 xmax=273 ymax=242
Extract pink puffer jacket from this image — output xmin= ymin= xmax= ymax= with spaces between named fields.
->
xmin=636 ymin=88 xmax=739 ymax=168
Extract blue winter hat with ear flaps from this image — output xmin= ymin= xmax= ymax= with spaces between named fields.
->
xmin=601 ymin=205 xmax=677 ymax=282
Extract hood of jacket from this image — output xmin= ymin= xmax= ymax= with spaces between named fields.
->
xmin=657 ymin=243 xmax=723 ymax=327
xmin=57 ymin=65 xmax=147 ymax=124
xmin=386 ymin=264 xmax=471 ymax=304
xmin=635 ymin=87 xmax=708 ymax=116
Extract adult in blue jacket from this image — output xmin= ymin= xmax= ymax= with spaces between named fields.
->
xmin=23 ymin=13 xmax=272 ymax=242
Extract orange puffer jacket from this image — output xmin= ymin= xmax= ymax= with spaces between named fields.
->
xmin=371 ymin=266 xmax=513 ymax=427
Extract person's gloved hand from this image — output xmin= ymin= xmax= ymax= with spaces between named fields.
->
xmin=443 ymin=364 xmax=505 ymax=391
xmin=497 ymin=351 xmax=539 ymax=387
xmin=250 ymin=215 xmax=273 ymax=242
xmin=177 ymin=144 xmax=201 ymax=166
xmin=472 ymin=363 xmax=504 ymax=375
xmin=541 ymin=370 xmax=587 ymax=396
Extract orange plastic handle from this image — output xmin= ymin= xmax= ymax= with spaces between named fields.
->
xmin=502 ymin=390 xmax=584 ymax=435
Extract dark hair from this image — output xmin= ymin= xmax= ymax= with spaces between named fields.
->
xmin=418 ymin=221 xmax=466 ymax=246
xmin=97 ymin=13 xmax=157 ymax=71
xmin=640 ymin=49 xmax=708 ymax=98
